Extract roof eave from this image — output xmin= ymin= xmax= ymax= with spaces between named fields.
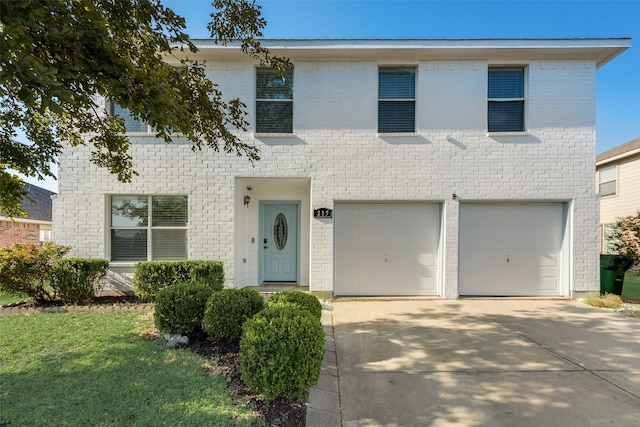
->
xmin=177 ymin=38 xmax=631 ymax=66
xmin=597 ymin=147 xmax=640 ymax=166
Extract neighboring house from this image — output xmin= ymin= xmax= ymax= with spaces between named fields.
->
xmin=596 ymin=136 xmax=640 ymax=253
xmin=53 ymin=38 xmax=630 ymax=298
xmin=1 ymin=184 xmax=55 ymax=247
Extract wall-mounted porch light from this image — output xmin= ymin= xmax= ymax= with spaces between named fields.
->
xmin=244 ymin=195 xmax=251 ymax=207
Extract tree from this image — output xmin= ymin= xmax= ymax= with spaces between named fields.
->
xmin=607 ymin=211 xmax=640 ymax=270
xmin=0 ymin=0 xmax=289 ymax=217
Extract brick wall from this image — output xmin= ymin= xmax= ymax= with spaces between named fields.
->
xmin=53 ymin=56 xmax=600 ymax=296
xmin=0 ymin=220 xmax=41 ymax=247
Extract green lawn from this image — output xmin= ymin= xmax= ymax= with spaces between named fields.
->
xmin=622 ymin=270 xmax=640 ymax=300
xmin=0 ymin=312 xmax=257 ymax=426
xmin=0 ymin=292 xmax=27 ymax=306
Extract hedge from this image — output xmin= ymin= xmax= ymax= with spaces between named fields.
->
xmin=267 ymin=290 xmax=322 ymax=319
xmin=133 ymin=260 xmax=224 ymax=302
xmin=202 ymin=288 xmax=265 ymax=341
xmin=154 ymin=282 xmax=215 ymax=335
xmin=51 ymin=258 xmax=109 ymax=304
xmin=240 ymin=306 xmax=324 ymax=399
xmin=0 ymin=243 xmax=70 ymax=302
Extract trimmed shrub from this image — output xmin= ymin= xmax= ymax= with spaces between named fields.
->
xmin=202 ymin=288 xmax=265 ymax=341
xmin=267 ymin=290 xmax=322 ymax=319
xmin=51 ymin=258 xmax=109 ymax=304
xmin=0 ymin=243 xmax=70 ymax=302
xmin=154 ymin=282 xmax=215 ymax=335
xmin=133 ymin=260 xmax=224 ymax=302
xmin=240 ymin=306 xmax=325 ymax=399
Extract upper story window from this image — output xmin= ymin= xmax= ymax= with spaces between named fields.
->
xmin=378 ymin=67 xmax=416 ymax=133
xmin=110 ymin=195 xmax=188 ymax=262
xmin=598 ymin=164 xmax=617 ymax=196
xmin=488 ymin=67 xmax=525 ymax=132
xmin=108 ymin=101 xmax=149 ymax=133
xmin=256 ymin=68 xmax=293 ymax=133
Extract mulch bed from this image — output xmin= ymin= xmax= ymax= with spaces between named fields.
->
xmin=3 ymin=295 xmax=306 ymax=427
xmin=185 ymin=332 xmax=306 ymax=427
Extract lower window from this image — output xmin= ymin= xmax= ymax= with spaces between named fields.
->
xmin=110 ymin=195 xmax=188 ymax=261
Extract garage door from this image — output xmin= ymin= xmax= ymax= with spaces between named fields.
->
xmin=459 ymin=203 xmax=563 ymax=296
xmin=334 ymin=204 xmax=440 ymax=296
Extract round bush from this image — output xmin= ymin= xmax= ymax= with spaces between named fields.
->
xmin=202 ymin=288 xmax=265 ymax=341
xmin=267 ymin=290 xmax=322 ymax=319
xmin=240 ymin=306 xmax=325 ymax=399
xmin=154 ymin=282 xmax=214 ymax=335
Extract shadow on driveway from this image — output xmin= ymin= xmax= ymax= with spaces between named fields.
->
xmin=331 ymin=299 xmax=640 ymax=427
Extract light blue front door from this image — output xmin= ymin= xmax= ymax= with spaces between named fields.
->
xmin=261 ymin=202 xmax=299 ymax=282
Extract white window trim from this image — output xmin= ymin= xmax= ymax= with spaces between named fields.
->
xmin=377 ymin=132 xmax=420 ymax=138
xmin=487 ymin=131 xmax=532 ymax=137
xmin=253 ymin=133 xmax=295 ymax=138
xmin=108 ymin=195 xmax=188 ymax=263
xmin=255 ymin=68 xmax=294 ymax=134
xmin=106 ymin=100 xmax=154 ymax=134
xmin=378 ymin=66 xmax=417 ymax=134
xmin=487 ymin=66 xmax=528 ymax=133
xmin=597 ymin=164 xmax=617 ymax=197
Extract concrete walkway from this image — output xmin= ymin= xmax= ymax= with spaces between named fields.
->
xmin=307 ymin=299 xmax=640 ymax=427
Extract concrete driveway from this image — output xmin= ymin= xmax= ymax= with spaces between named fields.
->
xmin=307 ymin=299 xmax=640 ymax=426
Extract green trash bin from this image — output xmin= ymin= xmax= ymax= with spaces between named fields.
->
xmin=600 ymin=254 xmax=625 ymax=295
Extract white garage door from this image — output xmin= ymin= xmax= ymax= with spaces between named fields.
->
xmin=459 ymin=203 xmax=563 ymax=296
xmin=334 ymin=204 xmax=440 ymax=296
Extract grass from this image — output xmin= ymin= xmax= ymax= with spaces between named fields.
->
xmin=0 ymin=292 xmax=28 ymax=306
xmin=0 ymin=311 xmax=257 ymax=427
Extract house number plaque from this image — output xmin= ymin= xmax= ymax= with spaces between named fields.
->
xmin=314 ymin=208 xmax=333 ymax=219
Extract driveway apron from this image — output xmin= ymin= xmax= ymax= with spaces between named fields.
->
xmin=327 ymin=299 xmax=640 ymax=427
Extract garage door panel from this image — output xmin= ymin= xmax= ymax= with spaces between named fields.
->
xmin=335 ymin=226 xmax=360 ymax=249
xmin=335 ymin=204 xmax=440 ymax=296
xmin=459 ymin=204 xmax=563 ymax=296
xmin=539 ymin=253 xmax=558 ymax=267
xmin=537 ymin=228 xmax=562 ymax=250
xmin=336 ymin=205 xmax=363 ymax=225
xmin=539 ymin=277 xmax=559 ymax=293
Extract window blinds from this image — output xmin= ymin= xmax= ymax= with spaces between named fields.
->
xmin=378 ymin=67 xmax=415 ymax=133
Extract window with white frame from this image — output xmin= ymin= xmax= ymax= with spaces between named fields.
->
xmin=108 ymin=101 xmax=150 ymax=133
xmin=488 ymin=67 xmax=525 ymax=132
xmin=378 ymin=67 xmax=416 ymax=133
xmin=39 ymin=229 xmax=52 ymax=244
xmin=110 ymin=196 xmax=188 ymax=261
xmin=256 ymin=68 xmax=293 ymax=133
xmin=598 ymin=164 xmax=617 ymax=196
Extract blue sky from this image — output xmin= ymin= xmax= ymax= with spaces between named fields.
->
xmin=19 ymin=0 xmax=640 ymax=192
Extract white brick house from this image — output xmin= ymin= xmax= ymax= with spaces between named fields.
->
xmin=53 ymin=39 xmax=630 ymax=298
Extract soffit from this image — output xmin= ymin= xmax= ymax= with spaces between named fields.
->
xmin=180 ymin=38 xmax=631 ymax=68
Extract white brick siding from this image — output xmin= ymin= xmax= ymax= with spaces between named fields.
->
xmin=53 ymin=40 xmax=616 ymax=297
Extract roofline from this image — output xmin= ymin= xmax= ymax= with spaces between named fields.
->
xmin=596 ymin=147 xmax=640 ymax=167
xmin=596 ymin=136 xmax=640 ymax=166
xmin=181 ymin=38 xmax=631 ymax=68
xmin=0 ymin=216 xmax=52 ymax=225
